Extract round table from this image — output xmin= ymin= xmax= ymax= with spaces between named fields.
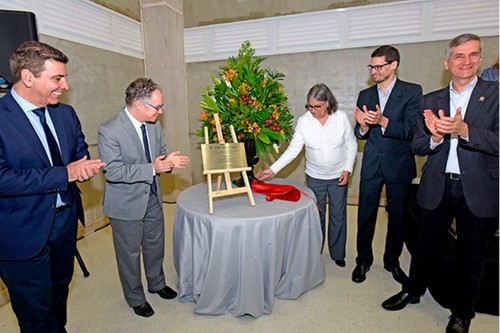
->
xmin=173 ymin=179 xmax=325 ymax=317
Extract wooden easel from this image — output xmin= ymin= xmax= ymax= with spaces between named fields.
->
xmin=202 ymin=114 xmax=255 ymax=214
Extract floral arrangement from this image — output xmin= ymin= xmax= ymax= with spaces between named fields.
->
xmin=197 ymin=40 xmax=293 ymax=157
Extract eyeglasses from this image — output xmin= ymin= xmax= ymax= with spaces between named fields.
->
xmin=305 ymin=103 xmax=325 ymax=111
xmin=144 ymin=101 xmax=163 ymax=111
xmin=367 ymin=62 xmax=391 ymax=71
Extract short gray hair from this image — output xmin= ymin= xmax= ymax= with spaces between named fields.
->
xmin=445 ymin=33 xmax=483 ymax=59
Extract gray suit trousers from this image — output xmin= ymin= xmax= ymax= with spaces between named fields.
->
xmin=110 ymin=194 xmax=166 ymax=307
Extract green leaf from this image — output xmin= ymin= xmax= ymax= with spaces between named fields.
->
xmin=199 ymin=95 xmax=221 ymax=112
xmin=257 ymin=131 xmax=271 ymax=145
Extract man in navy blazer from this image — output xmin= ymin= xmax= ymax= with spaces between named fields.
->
xmin=352 ymin=45 xmax=422 ymax=284
xmin=382 ymin=34 xmax=498 ymax=333
xmin=0 ymin=41 xmax=105 ymax=332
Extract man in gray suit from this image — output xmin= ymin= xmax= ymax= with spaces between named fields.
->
xmin=98 ymin=78 xmax=189 ymax=317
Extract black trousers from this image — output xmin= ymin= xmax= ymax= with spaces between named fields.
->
xmin=404 ymin=178 xmax=497 ymax=319
xmin=356 ymin=167 xmax=412 ymax=268
xmin=0 ymin=205 xmax=78 ymax=333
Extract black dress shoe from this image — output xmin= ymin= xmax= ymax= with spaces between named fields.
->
xmin=335 ymin=259 xmax=346 ymax=267
xmin=149 ymin=285 xmax=177 ymax=299
xmin=384 ymin=265 xmax=408 ymax=284
xmin=446 ymin=315 xmax=471 ymax=333
xmin=381 ymin=291 xmax=420 ymax=311
xmin=133 ymin=302 xmax=154 ymax=317
xmin=352 ymin=264 xmax=370 ymax=283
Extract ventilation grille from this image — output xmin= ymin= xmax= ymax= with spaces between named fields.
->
xmin=0 ymin=0 xmax=143 ymax=58
xmin=184 ymin=0 xmax=499 ymax=62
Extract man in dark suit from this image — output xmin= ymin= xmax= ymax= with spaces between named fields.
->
xmin=352 ymin=45 xmax=422 ymax=284
xmin=381 ymin=33 xmax=498 ymax=333
xmin=0 ymin=41 xmax=105 ymax=332
xmin=98 ymin=78 xmax=189 ymax=317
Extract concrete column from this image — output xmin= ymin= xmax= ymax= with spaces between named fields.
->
xmin=141 ymin=0 xmax=192 ymax=201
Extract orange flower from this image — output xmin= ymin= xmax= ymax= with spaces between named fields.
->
xmin=239 ymin=82 xmax=249 ymax=94
xmin=224 ymin=68 xmax=237 ymax=81
xmin=272 ymin=110 xmax=280 ymax=120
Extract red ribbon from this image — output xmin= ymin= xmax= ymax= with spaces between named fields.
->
xmin=250 ymin=180 xmax=321 ymax=212
xmin=251 ymin=179 xmax=301 ymax=202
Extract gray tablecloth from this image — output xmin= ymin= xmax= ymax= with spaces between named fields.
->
xmin=173 ymin=179 xmax=325 ymax=318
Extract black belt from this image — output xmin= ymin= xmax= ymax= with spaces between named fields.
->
xmin=445 ymin=173 xmax=461 ymax=180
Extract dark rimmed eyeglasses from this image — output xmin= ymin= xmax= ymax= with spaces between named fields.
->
xmin=144 ymin=101 xmax=164 ymax=111
xmin=305 ymin=103 xmax=325 ymax=111
xmin=367 ymin=62 xmax=391 ymax=71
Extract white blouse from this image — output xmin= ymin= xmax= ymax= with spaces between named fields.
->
xmin=270 ymin=110 xmax=357 ymax=180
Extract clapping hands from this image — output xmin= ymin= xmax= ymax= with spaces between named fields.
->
xmin=154 ymin=151 xmax=190 ymax=173
xmin=67 ymin=156 xmax=106 ymax=182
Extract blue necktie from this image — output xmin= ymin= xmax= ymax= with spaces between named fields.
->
xmin=141 ymin=124 xmax=157 ymax=196
xmin=33 ymin=108 xmax=64 ymax=167
xmin=32 ymin=107 xmax=72 ymax=204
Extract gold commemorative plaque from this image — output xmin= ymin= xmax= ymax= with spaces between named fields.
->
xmin=201 ymin=143 xmax=247 ymax=170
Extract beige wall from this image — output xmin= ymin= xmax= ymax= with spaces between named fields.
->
xmin=183 ymin=0 xmax=399 ymax=27
xmin=94 ymin=0 xmax=399 ymax=25
xmin=92 ymin=0 xmax=141 ymax=21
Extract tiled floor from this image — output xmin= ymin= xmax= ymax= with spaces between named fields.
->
xmin=0 ymin=204 xmax=497 ymax=332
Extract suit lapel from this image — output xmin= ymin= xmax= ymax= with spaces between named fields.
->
xmin=3 ymin=94 xmax=52 ymax=166
xmin=367 ymin=85 xmax=379 ymax=109
xmin=436 ymin=88 xmax=450 ymax=116
xmin=382 ymin=79 xmax=404 ymax=118
xmin=463 ymin=80 xmax=487 ymax=124
xmin=119 ymin=110 xmax=146 ymax=161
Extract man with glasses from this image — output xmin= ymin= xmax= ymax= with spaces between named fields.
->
xmin=352 ymin=45 xmax=422 ymax=285
xmin=98 ymin=78 xmax=189 ymax=317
